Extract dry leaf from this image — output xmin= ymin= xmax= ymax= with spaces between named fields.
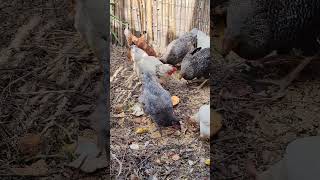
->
xmin=114 ymin=104 xmax=124 ymax=114
xmin=171 ymin=154 xmax=180 ymax=161
xmin=18 ymin=133 xmax=41 ymax=155
xmin=171 ymin=96 xmax=180 ymax=106
xmin=135 ymin=127 xmax=149 ymax=134
xmin=112 ymin=112 xmax=125 ymax=118
xmin=129 ymin=143 xmax=139 ymax=150
xmin=155 ymin=158 xmax=161 ymax=164
xmin=62 ymin=142 xmax=77 ymax=155
xmin=131 ymin=103 xmax=144 ymax=116
xmin=10 ymin=159 xmax=48 ymax=176
xmin=67 ymin=137 xmax=107 ymax=173
xmin=205 ymin=159 xmax=211 ymax=166
xmin=130 ymin=174 xmax=140 ymax=180
xmin=132 ymin=117 xmax=148 ymax=124
xmin=212 ymin=111 xmax=223 ymax=136
xmin=150 ymin=131 xmax=162 ymax=139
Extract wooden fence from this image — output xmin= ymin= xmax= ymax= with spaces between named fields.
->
xmin=110 ymin=0 xmax=210 ymax=53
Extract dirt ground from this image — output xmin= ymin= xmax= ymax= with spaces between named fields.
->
xmin=0 ymin=1 xmax=108 ymax=179
xmin=110 ymin=45 xmax=210 ymax=179
xmin=211 ymin=42 xmax=320 ymax=179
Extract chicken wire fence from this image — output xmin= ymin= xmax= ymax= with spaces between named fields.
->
xmin=110 ymin=0 xmax=210 ymax=53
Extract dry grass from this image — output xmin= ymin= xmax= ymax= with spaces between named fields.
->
xmin=0 ymin=0 xmax=108 ymax=179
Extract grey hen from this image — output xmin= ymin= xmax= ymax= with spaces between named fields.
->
xmin=159 ymin=28 xmax=198 ymax=65
xmin=181 ymin=47 xmax=211 ymax=80
xmin=139 ymin=72 xmax=180 ymax=134
xmin=222 ymin=0 xmax=320 ymax=95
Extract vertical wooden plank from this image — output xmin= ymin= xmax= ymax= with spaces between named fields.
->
xmin=153 ymin=0 xmax=157 ymax=45
xmin=186 ymin=0 xmax=189 ymax=31
xmin=165 ymin=0 xmax=169 ymax=45
xmin=171 ymin=0 xmax=176 ymax=41
xmin=137 ymin=0 xmax=143 ymax=33
xmin=155 ymin=0 xmax=160 ymax=51
xmin=143 ymin=0 xmax=147 ymax=35
xmin=118 ymin=0 xmax=121 ymax=45
xmin=169 ymin=0 xmax=171 ymax=42
xmin=159 ymin=0 xmax=163 ymax=49
xmin=177 ymin=0 xmax=180 ymax=36
xmin=181 ymin=0 xmax=185 ymax=35
xmin=146 ymin=0 xmax=153 ymax=41
xmin=134 ymin=0 xmax=140 ymax=32
xmin=128 ymin=0 xmax=132 ymax=29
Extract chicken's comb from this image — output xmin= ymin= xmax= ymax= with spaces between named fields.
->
xmin=167 ymin=67 xmax=177 ymax=75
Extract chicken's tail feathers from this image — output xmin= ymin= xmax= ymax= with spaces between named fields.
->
xmin=190 ymin=47 xmax=202 ymax=55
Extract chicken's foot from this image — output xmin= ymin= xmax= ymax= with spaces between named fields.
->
xmin=197 ymin=79 xmax=209 ymax=89
xmin=255 ymin=57 xmax=314 ymax=98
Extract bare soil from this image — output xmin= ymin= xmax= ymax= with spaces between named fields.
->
xmin=211 ymin=45 xmax=320 ymax=179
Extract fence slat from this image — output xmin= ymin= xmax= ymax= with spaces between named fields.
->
xmin=111 ymin=0 xmax=209 ymax=52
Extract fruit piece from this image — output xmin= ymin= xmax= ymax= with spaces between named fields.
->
xmin=205 ymin=159 xmax=211 ymax=166
xmin=171 ymin=96 xmax=180 ymax=106
xmin=135 ymin=127 xmax=149 ymax=134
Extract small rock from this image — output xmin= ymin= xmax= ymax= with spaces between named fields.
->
xmin=129 ymin=143 xmax=140 ymax=150
xmin=188 ymin=160 xmax=195 ymax=166
xmin=171 ymin=154 xmax=180 ymax=161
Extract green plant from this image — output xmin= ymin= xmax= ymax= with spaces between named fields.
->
xmin=110 ymin=2 xmax=128 ymax=45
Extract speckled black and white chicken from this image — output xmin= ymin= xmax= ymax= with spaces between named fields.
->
xmin=159 ymin=28 xmax=198 ymax=65
xmin=222 ymin=0 xmax=320 ymax=94
xmin=180 ymin=47 xmax=211 ymax=80
xmin=139 ymin=72 xmax=180 ymax=134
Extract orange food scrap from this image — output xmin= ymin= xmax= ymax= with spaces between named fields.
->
xmin=171 ymin=96 xmax=180 ymax=106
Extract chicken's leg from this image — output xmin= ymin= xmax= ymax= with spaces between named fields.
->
xmin=255 ymin=57 xmax=313 ymax=97
xmin=197 ymin=79 xmax=209 ymax=89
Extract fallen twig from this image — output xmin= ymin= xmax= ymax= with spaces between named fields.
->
xmin=111 ymin=152 xmax=123 ymax=178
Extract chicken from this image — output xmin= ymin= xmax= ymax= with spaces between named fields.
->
xmin=139 ymin=72 xmax=180 ymax=135
xmin=133 ymin=33 xmax=157 ymax=57
xmin=73 ymin=0 xmax=108 ymax=156
xmin=159 ymin=28 xmax=198 ymax=65
xmin=124 ymin=26 xmax=138 ymax=46
xmin=181 ymin=47 xmax=211 ymax=80
xmin=195 ymin=28 xmax=210 ymax=49
xmin=130 ymin=45 xmax=177 ymax=81
xmin=193 ymin=104 xmax=211 ymax=139
xmin=124 ymin=27 xmax=157 ymax=61
xmin=222 ymin=0 xmax=320 ymax=96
